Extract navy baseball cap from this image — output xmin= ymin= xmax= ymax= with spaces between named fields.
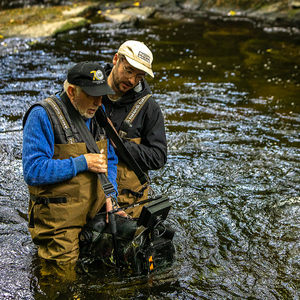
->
xmin=67 ymin=61 xmax=115 ymax=97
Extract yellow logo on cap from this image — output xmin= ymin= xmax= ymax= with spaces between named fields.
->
xmin=90 ymin=70 xmax=104 ymax=81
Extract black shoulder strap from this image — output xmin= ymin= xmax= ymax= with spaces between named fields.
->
xmin=95 ymin=106 xmax=148 ymax=186
xmin=60 ymin=92 xmax=115 ymax=197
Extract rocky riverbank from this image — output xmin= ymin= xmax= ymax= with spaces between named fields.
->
xmin=0 ymin=0 xmax=300 ymax=40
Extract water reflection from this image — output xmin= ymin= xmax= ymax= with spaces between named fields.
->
xmin=0 ymin=14 xmax=300 ymax=299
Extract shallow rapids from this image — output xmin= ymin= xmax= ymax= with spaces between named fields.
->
xmin=0 ymin=14 xmax=300 ymax=299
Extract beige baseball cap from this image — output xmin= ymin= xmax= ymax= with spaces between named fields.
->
xmin=118 ymin=40 xmax=154 ymax=78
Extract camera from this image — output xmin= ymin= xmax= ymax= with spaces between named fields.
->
xmin=79 ymin=195 xmax=175 ymax=275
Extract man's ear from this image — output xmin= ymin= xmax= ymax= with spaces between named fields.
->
xmin=67 ymin=85 xmax=75 ymax=100
xmin=112 ymin=53 xmax=119 ymax=66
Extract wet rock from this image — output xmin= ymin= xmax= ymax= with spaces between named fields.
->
xmin=251 ymin=2 xmax=283 ymax=14
xmin=291 ymin=1 xmax=300 ymax=8
xmin=0 ymin=0 xmax=62 ymax=9
xmin=149 ymin=0 xmax=186 ymax=20
xmin=247 ymin=3 xmax=285 ymax=22
xmin=123 ymin=6 xmax=156 ymax=19
xmin=1 ymin=0 xmax=300 ymax=40
xmin=153 ymin=10 xmax=185 ymax=20
xmin=0 ymin=4 xmax=95 ymax=39
xmin=101 ymin=8 xmax=136 ymax=24
xmin=61 ymin=5 xmax=90 ymax=18
xmin=181 ymin=0 xmax=202 ymax=10
xmin=101 ymin=6 xmax=156 ymax=27
xmin=244 ymin=2 xmax=300 ymax=25
xmin=4 ymin=17 xmax=89 ymax=38
xmin=139 ymin=0 xmax=181 ymax=10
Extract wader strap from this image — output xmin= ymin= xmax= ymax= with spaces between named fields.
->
xmin=29 ymin=195 xmax=67 ymax=228
xmin=95 ymin=107 xmax=149 ymax=186
xmin=45 ymin=97 xmax=75 ymax=144
xmin=119 ymin=94 xmax=151 ymax=138
xmin=120 ymin=186 xmax=147 ymax=199
xmin=60 ymin=92 xmax=116 ymax=198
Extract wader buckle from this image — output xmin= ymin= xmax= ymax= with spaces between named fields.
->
xmin=29 ymin=195 xmax=67 ymax=228
xmin=110 ymin=194 xmax=118 ymax=210
xmin=120 ymin=185 xmax=147 ymax=199
xmin=35 ymin=196 xmax=50 ymax=205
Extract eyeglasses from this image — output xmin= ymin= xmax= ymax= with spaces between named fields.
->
xmin=119 ymin=57 xmax=145 ymax=82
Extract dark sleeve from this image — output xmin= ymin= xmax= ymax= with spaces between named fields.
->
xmin=115 ymin=99 xmax=167 ymax=171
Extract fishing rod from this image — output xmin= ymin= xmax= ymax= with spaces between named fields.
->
xmin=96 ymin=194 xmax=165 ymax=216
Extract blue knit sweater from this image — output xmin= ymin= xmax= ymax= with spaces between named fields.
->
xmin=22 ymin=100 xmax=118 ymax=194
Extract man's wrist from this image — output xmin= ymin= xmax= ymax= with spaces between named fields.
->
xmin=74 ymin=155 xmax=88 ymax=174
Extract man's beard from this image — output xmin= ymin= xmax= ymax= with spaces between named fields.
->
xmin=80 ymin=110 xmax=95 ymax=119
xmin=112 ymin=67 xmax=133 ymax=94
xmin=74 ymin=101 xmax=97 ymax=118
xmin=112 ymin=67 xmax=123 ymax=94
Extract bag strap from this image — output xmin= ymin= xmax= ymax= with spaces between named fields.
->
xmin=95 ymin=106 xmax=149 ymax=186
xmin=119 ymin=94 xmax=151 ymax=138
xmin=59 ymin=93 xmax=121 ymax=272
xmin=59 ymin=92 xmax=116 ymax=197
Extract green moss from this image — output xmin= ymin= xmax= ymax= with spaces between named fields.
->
xmin=53 ymin=18 xmax=90 ymax=36
xmin=287 ymin=8 xmax=300 ymax=18
xmin=0 ymin=2 xmax=89 ymax=30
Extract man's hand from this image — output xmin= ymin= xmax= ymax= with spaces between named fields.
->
xmin=105 ymin=197 xmax=131 ymax=223
xmin=84 ymin=149 xmax=107 ymax=173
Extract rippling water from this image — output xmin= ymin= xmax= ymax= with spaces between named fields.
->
xmin=0 ymin=14 xmax=300 ymax=299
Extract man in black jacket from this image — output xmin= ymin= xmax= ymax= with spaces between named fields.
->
xmin=102 ymin=40 xmax=167 ymax=217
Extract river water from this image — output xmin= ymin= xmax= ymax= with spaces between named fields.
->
xmin=0 ymin=13 xmax=300 ymax=300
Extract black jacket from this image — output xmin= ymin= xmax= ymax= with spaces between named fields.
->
xmin=102 ymin=63 xmax=167 ymax=172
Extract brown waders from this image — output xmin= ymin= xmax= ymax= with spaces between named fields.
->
xmin=116 ymin=137 xmax=149 ymax=218
xmin=28 ymin=140 xmax=107 ymax=264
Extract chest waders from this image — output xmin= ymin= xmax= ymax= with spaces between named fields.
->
xmin=26 ymin=95 xmax=109 ymax=264
xmin=60 ymin=93 xmax=122 ymax=272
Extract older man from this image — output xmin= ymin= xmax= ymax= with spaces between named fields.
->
xmin=22 ymin=61 xmax=120 ymax=264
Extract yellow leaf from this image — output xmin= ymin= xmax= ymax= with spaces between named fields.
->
xmin=266 ymin=49 xmax=272 ymax=52
xmin=134 ymin=2 xmax=140 ymax=6
xmin=0 ymin=35 xmax=3 ymax=39
xmin=229 ymin=11 xmax=236 ymax=16
xmin=98 ymin=10 xmax=102 ymax=14
xmin=28 ymin=40 xmax=37 ymax=45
